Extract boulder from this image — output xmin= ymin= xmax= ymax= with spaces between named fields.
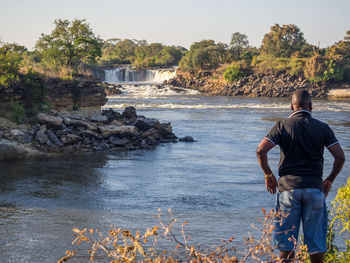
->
xmin=90 ymin=114 xmax=109 ymax=124
xmin=46 ymin=129 xmax=63 ymax=147
xmin=134 ymin=116 xmax=159 ymax=131
xmin=102 ymin=108 xmax=122 ymax=123
xmin=141 ymin=128 xmax=160 ymax=139
xmin=179 ymin=136 xmax=195 ymax=142
xmin=121 ymin=106 xmax=137 ymax=121
xmin=99 ymin=125 xmax=138 ymax=138
xmin=109 ymin=136 xmax=129 ymax=146
xmin=35 ymin=131 xmax=51 ymax=146
xmin=81 ymin=129 xmax=102 ymax=140
xmin=60 ymin=134 xmax=81 ymax=145
xmin=10 ymin=129 xmax=33 ymax=144
xmin=37 ymin=113 xmax=63 ymax=128
xmin=63 ymin=118 xmax=98 ymax=131
xmin=0 ymin=139 xmax=47 ymax=162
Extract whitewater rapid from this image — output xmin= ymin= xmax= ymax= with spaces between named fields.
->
xmin=104 ymin=68 xmax=176 ymax=84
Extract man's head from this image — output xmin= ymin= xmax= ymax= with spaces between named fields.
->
xmin=291 ymin=89 xmax=312 ymax=112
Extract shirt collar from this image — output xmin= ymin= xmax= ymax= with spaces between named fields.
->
xmin=289 ymin=110 xmax=311 ymax=118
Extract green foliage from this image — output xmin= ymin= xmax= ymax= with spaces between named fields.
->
xmin=305 ymin=55 xmax=345 ymax=83
xmin=0 ymin=42 xmax=26 ymax=88
xmin=344 ymin=30 xmax=350 ymax=42
xmin=98 ymin=39 xmax=185 ymax=68
xmin=261 ymin=24 xmax=308 ymax=58
xmin=229 ymin=32 xmax=249 ymax=61
xmin=70 ymin=80 xmax=81 ymax=110
xmin=179 ymin=40 xmax=228 ymax=71
xmin=223 ymin=63 xmax=246 ymax=83
xmin=254 ymin=55 xmax=290 ymax=73
xmin=35 ymin=19 xmax=102 ymax=68
xmin=327 ymin=40 xmax=350 ymax=60
xmin=22 ymin=69 xmax=49 ymax=117
xmin=332 ymin=177 xmax=350 ymax=234
xmin=289 ymin=56 xmax=307 ymax=76
xmin=9 ymin=102 xmax=26 ymax=123
xmin=324 ymin=178 xmax=350 ymax=263
xmin=343 ymin=66 xmax=350 ymax=82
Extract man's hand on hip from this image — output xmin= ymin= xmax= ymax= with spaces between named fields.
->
xmin=265 ymin=174 xmax=277 ymax=194
xmin=322 ymin=179 xmax=333 ymax=198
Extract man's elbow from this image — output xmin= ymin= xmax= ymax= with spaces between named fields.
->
xmin=256 ymin=148 xmax=267 ymax=158
xmin=336 ymin=154 xmax=346 ymax=164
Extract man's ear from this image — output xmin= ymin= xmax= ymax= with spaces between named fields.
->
xmin=291 ymin=103 xmax=294 ymax=111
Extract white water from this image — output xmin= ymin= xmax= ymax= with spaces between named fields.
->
xmin=104 ymin=84 xmax=350 ymax=112
xmin=104 ymin=68 xmax=176 ymax=84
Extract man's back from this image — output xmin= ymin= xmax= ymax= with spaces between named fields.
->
xmin=256 ymin=89 xmax=345 ymax=263
xmin=265 ymin=110 xmax=338 ymax=191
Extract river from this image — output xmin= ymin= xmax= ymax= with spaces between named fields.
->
xmin=0 ymin=70 xmax=349 ymax=262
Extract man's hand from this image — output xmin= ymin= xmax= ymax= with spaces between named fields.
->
xmin=265 ymin=174 xmax=277 ymax=194
xmin=257 ymin=139 xmax=277 ymax=194
xmin=322 ymin=179 xmax=333 ymax=198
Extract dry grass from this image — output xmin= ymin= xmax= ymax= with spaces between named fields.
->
xmin=328 ymin=89 xmax=350 ymax=98
xmin=58 ymin=208 xmax=309 ymax=263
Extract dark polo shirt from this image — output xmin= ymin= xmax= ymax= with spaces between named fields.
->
xmin=265 ymin=110 xmax=339 ymax=192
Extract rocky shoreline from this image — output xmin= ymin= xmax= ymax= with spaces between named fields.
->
xmin=0 ymin=106 xmax=186 ymax=162
xmin=165 ymin=70 xmax=350 ymax=98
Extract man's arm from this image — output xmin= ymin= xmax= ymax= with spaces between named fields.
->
xmin=323 ymin=143 xmax=345 ymax=197
xmin=256 ymin=139 xmax=278 ymax=195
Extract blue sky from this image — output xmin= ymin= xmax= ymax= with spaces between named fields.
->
xmin=0 ymin=0 xmax=349 ymax=50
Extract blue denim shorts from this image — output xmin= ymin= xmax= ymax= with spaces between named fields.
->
xmin=274 ymin=188 xmax=327 ymax=253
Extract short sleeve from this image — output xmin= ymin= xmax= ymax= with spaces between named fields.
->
xmin=324 ymin=124 xmax=339 ymax=148
xmin=264 ymin=121 xmax=282 ymax=146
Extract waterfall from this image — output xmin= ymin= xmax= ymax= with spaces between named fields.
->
xmin=104 ymin=68 xmax=176 ymax=84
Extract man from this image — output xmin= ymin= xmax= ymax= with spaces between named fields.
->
xmin=256 ymin=89 xmax=345 ymax=263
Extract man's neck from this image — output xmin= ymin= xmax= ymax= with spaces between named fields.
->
xmin=289 ymin=109 xmax=311 ymax=118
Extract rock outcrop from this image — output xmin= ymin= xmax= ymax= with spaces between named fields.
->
xmin=165 ymin=70 xmax=338 ymax=98
xmin=0 ymin=107 xmax=179 ymax=161
xmin=0 ymin=139 xmax=49 ymax=162
xmin=45 ymin=78 xmax=108 ymax=109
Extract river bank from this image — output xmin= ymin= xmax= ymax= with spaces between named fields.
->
xmin=0 ymin=76 xmax=182 ymax=162
xmin=1 ymin=94 xmax=349 ymax=262
xmin=165 ymin=70 xmax=350 ymax=98
xmin=0 ymin=106 xmax=180 ymax=162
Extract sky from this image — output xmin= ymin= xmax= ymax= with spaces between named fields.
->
xmin=0 ymin=0 xmax=349 ymax=50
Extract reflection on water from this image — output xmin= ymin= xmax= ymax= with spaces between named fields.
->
xmin=0 ymin=95 xmax=349 ymax=262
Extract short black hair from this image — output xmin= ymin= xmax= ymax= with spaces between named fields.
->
xmin=292 ymin=89 xmax=311 ymax=107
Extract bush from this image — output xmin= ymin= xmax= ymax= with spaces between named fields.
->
xmin=22 ymin=69 xmax=48 ymax=117
xmin=0 ymin=43 xmax=24 ymax=88
xmin=304 ymin=55 xmax=345 ymax=83
xmin=289 ymin=57 xmax=306 ymax=76
xmin=343 ymin=65 xmax=350 ymax=82
xmin=254 ymin=55 xmax=290 ymax=73
xmin=223 ymin=63 xmax=246 ymax=83
xmin=324 ymin=177 xmax=350 ymax=263
xmin=59 ymin=209 xmax=309 ymax=263
xmin=9 ymin=102 xmax=26 ymax=123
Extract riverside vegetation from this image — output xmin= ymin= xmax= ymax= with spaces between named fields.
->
xmin=1 ymin=20 xmax=350 ymax=101
xmin=167 ymin=25 xmax=350 ymax=98
xmin=58 ymin=178 xmax=350 ymax=263
xmin=0 ymin=19 xmax=188 ymax=160
xmin=0 ymin=19 xmax=349 ymax=262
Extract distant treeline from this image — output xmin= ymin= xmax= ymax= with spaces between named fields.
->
xmin=179 ymin=25 xmax=350 ymax=84
xmin=1 ymin=19 xmax=350 ymax=88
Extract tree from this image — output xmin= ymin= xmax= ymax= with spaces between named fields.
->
xmin=35 ymin=19 xmax=102 ymax=68
xmin=344 ymin=30 xmax=350 ymax=42
xmin=0 ymin=42 xmax=25 ymax=87
xmin=261 ymin=24 xmax=307 ymax=57
xmin=229 ymin=32 xmax=249 ymax=60
xmin=179 ymin=40 xmax=227 ymax=71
